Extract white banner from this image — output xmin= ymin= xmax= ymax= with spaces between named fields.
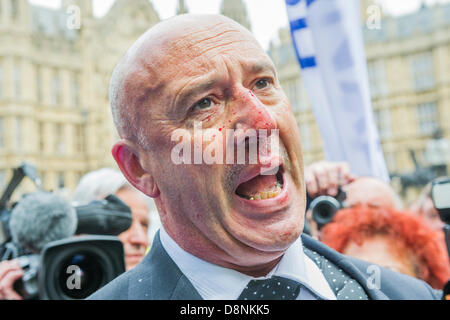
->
xmin=285 ymin=0 xmax=389 ymax=181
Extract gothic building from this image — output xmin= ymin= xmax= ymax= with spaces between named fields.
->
xmin=0 ymin=0 xmax=160 ymax=194
xmin=0 ymin=0 xmax=252 ymax=195
xmin=268 ymin=1 xmax=450 ymax=201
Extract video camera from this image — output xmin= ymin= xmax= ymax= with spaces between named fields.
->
xmin=308 ymin=187 xmax=347 ymax=230
xmin=430 ymin=176 xmax=450 ymax=300
xmin=430 ymin=177 xmax=450 ymax=256
xmin=0 ymin=163 xmax=131 ymax=300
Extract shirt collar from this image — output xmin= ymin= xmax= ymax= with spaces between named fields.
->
xmin=159 ymin=226 xmax=336 ymax=300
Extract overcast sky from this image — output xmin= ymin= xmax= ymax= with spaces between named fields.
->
xmin=29 ymin=0 xmax=450 ymax=50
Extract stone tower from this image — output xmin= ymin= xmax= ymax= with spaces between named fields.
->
xmin=220 ymin=0 xmax=251 ymax=31
xmin=177 ymin=0 xmax=189 ymax=15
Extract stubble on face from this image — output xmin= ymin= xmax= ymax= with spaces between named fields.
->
xmin=116 ymin=14 xmax=306 ymax=275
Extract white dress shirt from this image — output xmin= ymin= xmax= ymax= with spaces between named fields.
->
xmin=159 ymin=226 xmax=336 ymax=300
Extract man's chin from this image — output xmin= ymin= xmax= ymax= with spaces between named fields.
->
xmin=248 ymin=222 xmax=303 ymax=251
xmin=125 ymin=255 xmax=144 ymax=270
xmin=225 ymin=206 xmax=304 ymax=253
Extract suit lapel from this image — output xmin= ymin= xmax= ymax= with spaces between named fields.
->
xmin=302 ymin=234 xmax=389 ymax=300
xmin=127 ymin=232 xmax=388 ymax=300
xmin=128 ymin=231 xmax=203 ymax=300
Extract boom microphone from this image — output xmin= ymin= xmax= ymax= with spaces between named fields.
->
xmin=9 ymin=192 xmax=77 ymax=253
xmin=74 ymin=194 xmax=132 ymax=236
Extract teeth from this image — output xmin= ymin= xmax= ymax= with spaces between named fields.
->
xmin=248 ymin=185 xmax=282 ymax=200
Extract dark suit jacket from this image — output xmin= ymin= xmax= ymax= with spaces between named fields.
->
xmin=88 ymin=231 xmax=441 ymax=300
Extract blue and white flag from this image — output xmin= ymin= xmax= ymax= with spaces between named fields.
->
xmin=285 ymin=0 xmax=389 ymax=181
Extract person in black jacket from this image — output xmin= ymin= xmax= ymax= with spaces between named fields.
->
xmin=89 ymin=13 xmax=440 ymax=300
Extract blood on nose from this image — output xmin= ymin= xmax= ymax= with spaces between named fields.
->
xmin=244 ymin=90 xmax=276 ymax=131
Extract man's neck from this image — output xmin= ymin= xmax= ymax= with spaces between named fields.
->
xmin=162 ymin=224 xmax=287 ymax=278
xmin=222 ymin=256 xmax=284 ymax=277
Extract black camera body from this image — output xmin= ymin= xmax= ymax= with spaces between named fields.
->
xmin=0 ymin=164 xmax=131 ymax=300
xmin=309 ymin=188 xmax=347 ymax=230
xmin=430 ymin=177 xmax=450 ymax=300
xmin=431 ymin=177 xmax=450 ymax=225
xmin=13 ymin=236 xmax=125 ymax=300
xmin=11 ymin=195 xmax=131 ymax=300
xmin=38 ymin=236 xmax=125 ymax=300
xmin=431 ymin=177 xmax=450 ymax=257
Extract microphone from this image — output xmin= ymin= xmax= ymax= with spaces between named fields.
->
xmin=9 ymin=192 xmax=77 ymax=253
xmin=74 ymin=194 xmax=132 ymax=236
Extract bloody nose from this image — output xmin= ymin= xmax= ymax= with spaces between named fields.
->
xmin=232 ymin=89 xmax=277 ymax=132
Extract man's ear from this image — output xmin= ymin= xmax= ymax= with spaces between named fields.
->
xmin=112 ymin=140 xmax=160 ymax=198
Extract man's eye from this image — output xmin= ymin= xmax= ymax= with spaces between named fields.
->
xmin=254 ymin=79 xmax=270 ymax=90
xmin=193 ymin=98 xmax=212 ymax=110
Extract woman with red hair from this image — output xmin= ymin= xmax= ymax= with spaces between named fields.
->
xmin=321 ymin=205 xmax=450 ymax=290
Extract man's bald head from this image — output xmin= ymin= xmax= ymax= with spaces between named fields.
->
xmin=110 ymin=11 xmax=306 ymax=276
xmin=109 ymin=14 xmax=261 ymax=148
xmin=343 ymin=176 xmax=403 ymax=209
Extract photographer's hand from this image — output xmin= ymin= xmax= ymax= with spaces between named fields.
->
xmin=0 ymin=259 xmax=23 ymax=300
xmin=305 ymin=161 xmax=356 ymax=198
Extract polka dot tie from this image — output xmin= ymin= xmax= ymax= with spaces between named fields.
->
xmin=238 ymin=276 xmax=302 ymax=300
xmin=303 ymin=247 xmax=369 ymax=300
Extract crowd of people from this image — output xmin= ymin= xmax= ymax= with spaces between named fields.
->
xmin=0 ymin=13 xmax=449 ymax=300
xmin=2 ymin=159 xmax=448 ymax=299
xmin=304 ymin=161 xmax=449 ymax=291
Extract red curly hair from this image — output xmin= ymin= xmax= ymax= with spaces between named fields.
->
xmin=321 ymin=205 xmax=450 ymax=289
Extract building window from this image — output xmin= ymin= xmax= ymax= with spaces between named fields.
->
xmin=411 ymin=52 xmax=434 ymax=91
xmin=72 ymin=74 xmax=80 ymax=107
xmin=0 ymin=65 xmax=3 ymax=100
xmin=51 ymin=71 xmax=61 ymax=106
xmin=283 ymin=78 xmax=306 ymax=112
xmin=0 ymin=118 xmax=4 ymax=149
xmin=373 ymin=109 xmax=392 ymax=140
xmin=16 ymin=117 xmax=22 ymax=152
xmin=39 ymin=122 xmax=45 ymax=151
xmin=14 ymin=63 xmax=21 ymax=100
xmin=55 ymin=124 xmax=65 ymax=154
xmin=299 ymin=122 xmax=312 ymax=151
xmin=36 ymin=67 xmax=42 ymax=103
xmin=0 ymin=170 xmax=5 ymax=189
xmin=383 ymin=151 xmax=397 ymax=172
xmin=57 ymin=173 xmax=65 ymax=189
xmin=368 ymin=60 xmax=388 ymax=98
xmin=40 ymin=171 xmax=46 ymax=189
xmin=11 ymin=0 xmax=19 ymax=20
xmin=75 ymin=125 xmax=84 ymax=153
xmin=417 ymin=102 xmax=438 ymax=136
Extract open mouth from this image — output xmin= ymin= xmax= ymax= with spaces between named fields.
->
xmin=235 ymin=167 xmax=284 ymax=200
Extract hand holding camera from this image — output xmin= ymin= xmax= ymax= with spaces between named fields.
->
xmin=304 ymin=161 xmax=356 ymax=198
xmin=0 ymin=259 xmax=23 ymax=300
xmin=0 ymin=163 xmax=130 ymax=300
xmin=304 ymin=161 xmax=355 ymax=232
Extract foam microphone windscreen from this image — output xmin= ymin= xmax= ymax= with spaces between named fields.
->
xmin=9 ymin=192 xmax=77 ymax=253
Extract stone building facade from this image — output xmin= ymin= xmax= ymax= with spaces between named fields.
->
xmin=0 ymin=0 xmax=251 ymax=197
xmin=268 ymin=0 xmax=450 ymax=184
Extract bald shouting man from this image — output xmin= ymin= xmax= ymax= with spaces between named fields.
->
xmin=89 ymin=14 xmax=440 ymax=300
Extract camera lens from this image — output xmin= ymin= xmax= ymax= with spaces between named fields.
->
xmin=39 ymin=236 xmax=125 ymax=300
xmin=315 ymin=202 xmax=335 ymax=219
xmin=57 ymin=251 xmax=104 ymax=299
xmin=310 ymin=196 xmax=341 ymax=229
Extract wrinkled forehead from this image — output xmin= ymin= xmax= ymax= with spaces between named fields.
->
xmin=116 ymin=15 xmax=275 ymax=144
xmin=344 ymin=178 xmax=396 ymax=206
xmin=127 ymin=17 xmax=269 ymax=89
